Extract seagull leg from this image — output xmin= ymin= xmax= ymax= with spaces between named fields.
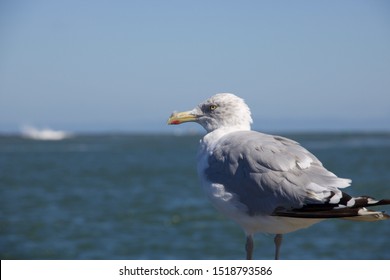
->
xmin=274 ymin=234 xmax=283 ymax=260
xmin=245 ymin=234 xmax=254 ymax=260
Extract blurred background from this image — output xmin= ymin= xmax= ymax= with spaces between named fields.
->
xmin=1 ymin=0 xmax=389 ymax=133
xmin=0 ymin=0 xmax=389 ymax=260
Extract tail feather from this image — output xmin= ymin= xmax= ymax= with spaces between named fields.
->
xmin=342 ymin=208 xmax=390 ymax=221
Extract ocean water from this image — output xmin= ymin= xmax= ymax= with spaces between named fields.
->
xmin=0 ymin=132 xmax=389 ymax=260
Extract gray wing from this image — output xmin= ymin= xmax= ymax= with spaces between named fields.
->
xmin=205 ymin=131 xmax=352 ymax=215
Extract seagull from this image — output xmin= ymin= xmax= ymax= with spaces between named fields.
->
xmin=167 ymin=93 xmax=390 ymax=260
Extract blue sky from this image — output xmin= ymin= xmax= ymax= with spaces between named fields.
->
xmin=1 ymin=0 xmax=389 ymax=133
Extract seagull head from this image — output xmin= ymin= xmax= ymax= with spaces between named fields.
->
xmin=168 ymin=93 xmax=253 ymax=132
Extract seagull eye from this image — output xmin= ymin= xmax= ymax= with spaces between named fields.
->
xmin=209 ymin=105 xmax=218 ymax=111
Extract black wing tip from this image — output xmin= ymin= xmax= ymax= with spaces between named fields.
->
xmin=272 ymin=194 xmax=390 ymax=220
xmin=273 ymin=208 xmax=390 ymax=220
xmin=273 ymin=204 xmax=390 ymax=221
xmin=353 ymin=196 xmax=390 ymax=207
xmin=374 ymin=198 xmax=390 ymax=206
xmin=272 ymin=208 xmax=360 ymax=219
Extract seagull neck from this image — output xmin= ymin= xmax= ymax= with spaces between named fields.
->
xmin=202 ymin=126 xmax=250 ymax=149
xmin=216 ymin=125 xmax=250 ymax=134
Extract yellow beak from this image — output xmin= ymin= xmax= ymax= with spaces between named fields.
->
xmin=167 ymin=111 xmax=198 ymax=125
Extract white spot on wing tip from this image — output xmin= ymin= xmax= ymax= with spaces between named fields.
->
xmin=347 ymin=199 xmax=355 ymax=207
xmin=367 ymin=198 xmax=379 ymax=204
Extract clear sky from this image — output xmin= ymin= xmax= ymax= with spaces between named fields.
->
xmin=1 ymin=0 xmax=389 ymax=133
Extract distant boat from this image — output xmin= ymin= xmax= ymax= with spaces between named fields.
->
xmin=21 ymin=126 xmax=72 ymax=141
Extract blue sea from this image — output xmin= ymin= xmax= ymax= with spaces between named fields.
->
xmin=1 ymin=132 xmax=389 ymax=260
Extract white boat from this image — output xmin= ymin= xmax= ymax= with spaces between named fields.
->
xmin=21 ymin=126 xmax=72 ymax=141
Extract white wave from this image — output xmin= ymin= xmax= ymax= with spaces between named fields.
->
xmin=21 ymin=126 xmax=72 ymax=141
